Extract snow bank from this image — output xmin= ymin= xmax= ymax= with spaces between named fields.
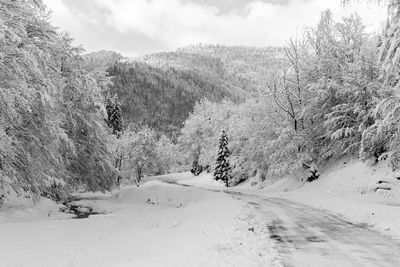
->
xmin=177 ymin=172 xmax=225 ymax=187
xmin=271 ymin=159 xmax=400 ymax=241
xmin=0 ymin=195 xmax=70 ymax=223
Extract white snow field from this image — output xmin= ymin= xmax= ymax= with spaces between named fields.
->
xmin=0 ymin=180 xmax=279 ymax=267
xmin=1 ymin=160 xmax=400 ymax=267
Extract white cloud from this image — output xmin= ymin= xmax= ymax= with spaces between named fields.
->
xmin=43 ymin=0 xmax=387 ymax=57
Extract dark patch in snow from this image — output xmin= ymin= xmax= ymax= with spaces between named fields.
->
xmin=61 ymin=196 xmax=108 ymax=219
xmin=267 ymin=220 xmax=292 ymax=248
xmin=306 ymin=236 xmax=325 ymax=243
xmin=60 ymin=204 xmax=105 ymax=219
xmin=247 ymin=201 xmax=259 ymax=206
xmin=146 ymin=198 xmax=158 ymax=205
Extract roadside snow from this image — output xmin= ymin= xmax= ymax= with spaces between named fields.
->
xmin=0 ymin=196 xmax=71 ymax=223
xmin=272 ymin=159 xmax=400 ymax=241
xmin=0 ymin=180 xmax=279 ymax=267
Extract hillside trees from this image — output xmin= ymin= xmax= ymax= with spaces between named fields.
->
xmin=0 ymin=0 xmax=117 ymax=199
xmin=105 ymin=94 xmax=123 ymax=138
xmin=257 ymin=11 xmax=381 ymax=178
xmin=106 ymin=61 xmax=246 ymax=138
xmin=303 ymin=11 xmax=381 ymax=159
xmin=354 ymin=1 xmax=400 ymax=170
xmin=177 ymin=11 xmax=383 ymax=184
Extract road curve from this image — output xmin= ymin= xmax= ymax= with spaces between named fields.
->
xmin=159 ymin=178 xmax=400 ymax=267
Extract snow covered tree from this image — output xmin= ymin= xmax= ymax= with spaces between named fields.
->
xmin=0 ymin=0 xmax=118 ymax=198
xmin=214 ymin=130 xmax=231 ymax=187
xmin=118 ymin=126 xmax=160 ymax=184
xmin=343 ymin=1 xmax=400 ymax=168
xmin=311 ymin=12 xmax=380 ymax=158
xmin=155 ymin=134 xmax=177 ymax=174
xmin=362 ymin=2 xmax=400 ymax=168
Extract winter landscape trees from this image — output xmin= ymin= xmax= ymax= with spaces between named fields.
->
xmin=0 ymin=0 xmax=117 ymax=200
xmin=1 ymin=0 xmax=399 ymax=201
xmin=176 ymin=10 xmax=396 ymax=185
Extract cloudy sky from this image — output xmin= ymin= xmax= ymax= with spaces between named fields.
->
xmin=43 ymin=0 xmax=387 ymax=57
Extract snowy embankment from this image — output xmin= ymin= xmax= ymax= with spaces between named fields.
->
xmin=168 ymin=160 xmax=400 ymax=242
xmin=274 ymin=159 xmax=400 ymax=241
xmin=0 ymin=180 xmax=279 ymax=267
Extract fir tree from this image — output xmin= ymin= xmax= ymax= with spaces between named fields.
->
xmin=113 ymin=101 xmax=123 ymax=137
xmin=105 ymin=95 xmax=123 ymax=138
xmin=214 ymin=130 xmax=231 ymax=187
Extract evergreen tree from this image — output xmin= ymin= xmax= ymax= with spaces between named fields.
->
xmin=214 ymin=130 xmax=231 ymax=187
xmin=105 ymin=95 xmax=123 ymax=138
xmin=113 ymin=101 xmax=123 ymax=137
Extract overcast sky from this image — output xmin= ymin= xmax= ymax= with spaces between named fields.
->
xmin=43 ymin=0 xmax=387 ymax=57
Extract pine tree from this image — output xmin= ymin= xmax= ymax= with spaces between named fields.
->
xmin=113 ymin=101 xmax=123 ymax=137
xmin=214 ymin=130 xmax=231 ymax=187
xmin=105 ymin=95 xmax=123 ymax=138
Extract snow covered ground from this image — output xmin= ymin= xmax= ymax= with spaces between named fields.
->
xmin=0 ymin=180 xmax=279 ymax=267
xmin=1 ymin=159 xmax=400 ymax=266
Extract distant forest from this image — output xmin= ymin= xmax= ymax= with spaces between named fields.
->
xmin=92 ymin=46 xmax=282 ymax=138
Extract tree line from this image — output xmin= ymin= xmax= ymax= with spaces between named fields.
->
xmin=0 ymin=0 xmax=118 ymax=201
xmin=2 ymin=0 xmax=400 ymax=201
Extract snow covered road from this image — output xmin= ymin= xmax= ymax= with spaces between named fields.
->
xmin=158 ymin=175 xmax=400 ymax=266
xmin=242 ymin=196 xmax=400 ymax=267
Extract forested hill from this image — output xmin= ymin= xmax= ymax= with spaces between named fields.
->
xmin=141 ymin=45 xmax=283 ymax=95
xmin=91 ymin=45 xmax=283 ymax=137
xmin=82 ymin=50 xmax=124 ymax=72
